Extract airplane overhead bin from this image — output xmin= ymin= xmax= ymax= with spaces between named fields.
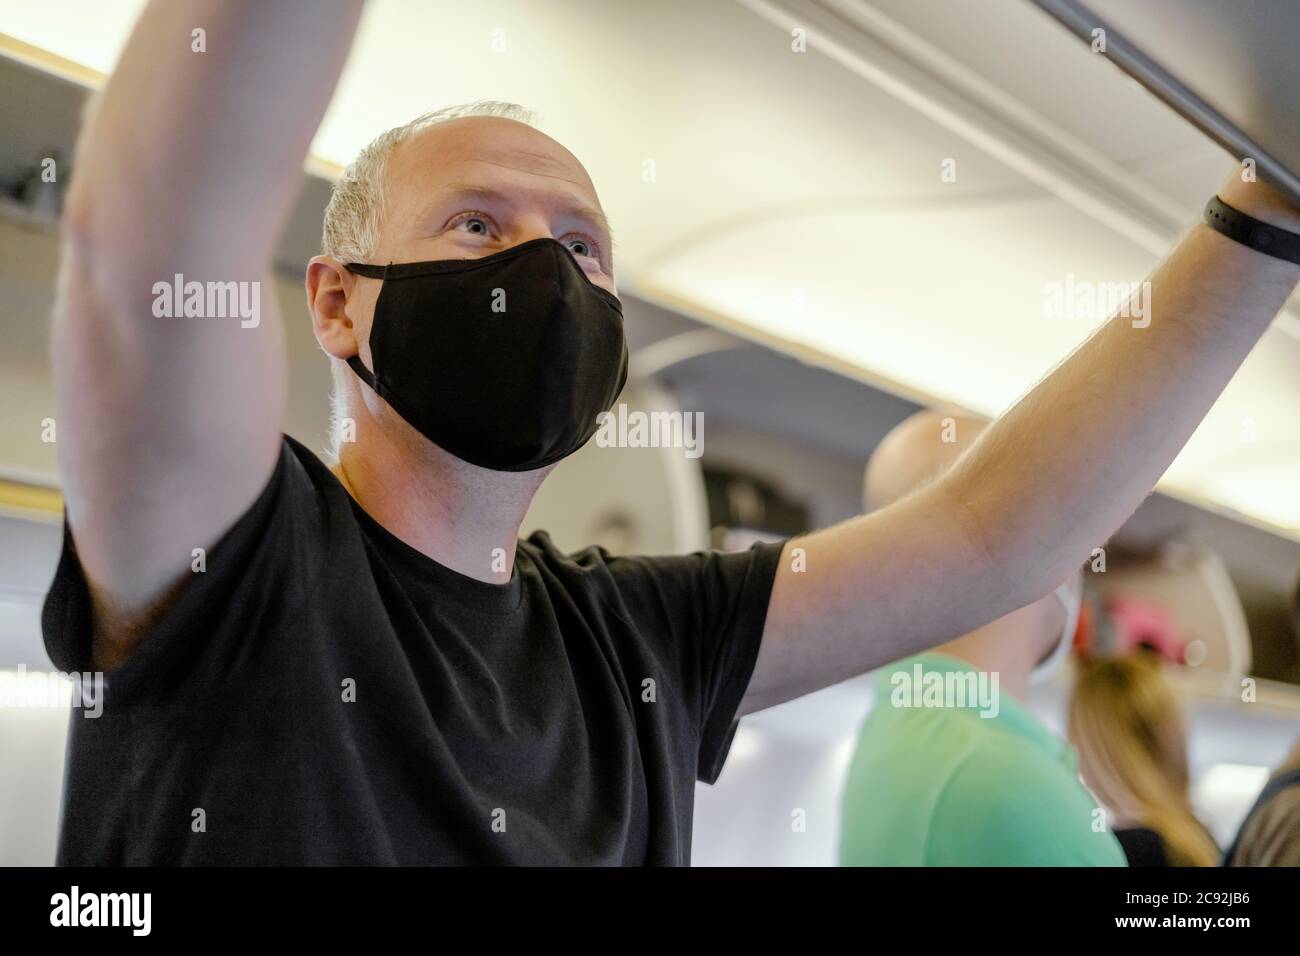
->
xmin=1032 ymin=0 xmax=1300 ymax=207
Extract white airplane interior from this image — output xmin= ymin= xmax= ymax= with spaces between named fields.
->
xmin=1 ymin=0 xmax=1298 ymax=876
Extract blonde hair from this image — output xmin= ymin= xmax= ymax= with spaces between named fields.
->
xmin=1068 ymin=653 xmax=1219 ymax=866
xmin=318 ymin=100 xmax=538 ymax=460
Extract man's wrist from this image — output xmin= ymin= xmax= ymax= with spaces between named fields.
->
xmin=1217 ymin=170 xmax=1300 ymax=232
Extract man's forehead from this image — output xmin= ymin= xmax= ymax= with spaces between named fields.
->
xmin=388 ymin=118 xmax=602 ymax=213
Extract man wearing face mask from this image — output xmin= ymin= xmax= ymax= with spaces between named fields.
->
xmin=44 ymin=0 xmax=1300 ymax=865
xmin=839 ymin=412 xmax=1125 ymax=866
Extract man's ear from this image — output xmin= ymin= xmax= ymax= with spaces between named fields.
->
xmin=306 ymin=256 xmax=363 ymax=361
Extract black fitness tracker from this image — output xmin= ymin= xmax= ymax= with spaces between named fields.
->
xmin=1203 ymin=195 xmax=1300 ymax=266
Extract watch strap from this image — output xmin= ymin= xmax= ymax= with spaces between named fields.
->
xmin=1203 ymin=196 xmax=1300 ymax=266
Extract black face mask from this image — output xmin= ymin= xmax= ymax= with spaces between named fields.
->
xmin=345 ymin=237 xmax=628 ymax=472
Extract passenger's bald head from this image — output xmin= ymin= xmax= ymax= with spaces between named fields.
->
xmin=863 ymin=410 xmax=989 ymax=511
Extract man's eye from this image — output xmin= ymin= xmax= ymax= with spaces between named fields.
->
xmin=565 ymin=237 xmax=597 ymax=259
xmin=455 ymin=216 xmax=491 ymax=235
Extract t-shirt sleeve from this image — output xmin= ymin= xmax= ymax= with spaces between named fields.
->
xmin=41 ymin=437 xmax=327 ymax=699
xmin=927 ymin=747 xmax=1129 ymax=867
xmin=601 ymin=539 xmax=786 ymax=785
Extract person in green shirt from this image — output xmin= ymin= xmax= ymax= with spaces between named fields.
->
xmin=838 ymin=411 xmax=1126 ymax=867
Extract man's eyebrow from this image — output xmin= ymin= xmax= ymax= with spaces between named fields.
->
xmin=426 ymin=180 xmax=614 ymax=245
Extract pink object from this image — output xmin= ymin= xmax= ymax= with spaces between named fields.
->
xmin=1106 ymin=597 xmax=1186 ymax=663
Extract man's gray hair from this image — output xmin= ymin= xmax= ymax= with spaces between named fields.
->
xmin=320 ymin=100 xmax=538 ymax=461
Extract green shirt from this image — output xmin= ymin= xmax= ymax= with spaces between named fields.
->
xmin=839 ymin=652 xmax=1126 ymax=866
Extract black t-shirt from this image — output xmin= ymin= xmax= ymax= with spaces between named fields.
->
xmin=42 ymin=435 xmax=784 ymax=865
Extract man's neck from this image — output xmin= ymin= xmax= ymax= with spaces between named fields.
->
xmin=936 ymin=628 xmax=1036 ymax=703
xmin=938 ymin=597 xmax=1066 ymax=701
xmin=332 ymin=423 xmax=550 ymax=584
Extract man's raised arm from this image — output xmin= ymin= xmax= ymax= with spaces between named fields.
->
xmin=53 ymin=0 xmax=363 ymax=666
xmin=745 ymin=173 xmax=1300 ymax=714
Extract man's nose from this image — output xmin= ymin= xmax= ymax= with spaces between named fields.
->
xmin=514 ymin=216 xmax=560 ymax=248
